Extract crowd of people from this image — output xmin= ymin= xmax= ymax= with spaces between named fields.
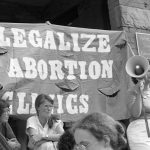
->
xmin=0 ymin=74 xmax=150 ymax=150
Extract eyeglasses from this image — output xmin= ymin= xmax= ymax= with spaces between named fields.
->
xmin=74 ymin=144 xmax=86 ymax=150
xmin=74 ymin=140 xmax=101 ymax=150
xmin=44 ymin=105 xmax=53 ymax=109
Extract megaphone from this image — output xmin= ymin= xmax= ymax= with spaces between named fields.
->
xmin=125 ymin=55 xmax=149 ymax=78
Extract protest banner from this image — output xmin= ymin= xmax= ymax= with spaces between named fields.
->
xmin=0 ymin=23 xmax=129 ymax=121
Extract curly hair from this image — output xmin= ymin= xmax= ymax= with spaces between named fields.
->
xmin=72 ymin=112 xmax=127 ymax=150
xmin=57 ymin=130 xmax=76 ymax=150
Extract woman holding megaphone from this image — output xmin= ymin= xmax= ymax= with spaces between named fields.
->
xmin=127 ymin=66 xmax=150 ymax=150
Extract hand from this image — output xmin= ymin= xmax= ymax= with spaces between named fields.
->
xmin=32 ymin=134 xmax=42 ymax=142
xmin=7 ymin=138 xmax=21 ymax=149
xmin=134 ymin=80 xmax=143 ymax=93
xmin=8 ymin=141 xmax=16 ymax=148
xmin=8 ymin=138 xmax=17 ymax=142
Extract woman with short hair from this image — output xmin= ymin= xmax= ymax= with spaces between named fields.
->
xmin=72 ymin=112 xmax=127 ymax=150
xmin=26 ymin=94 xmax=64 ymax=150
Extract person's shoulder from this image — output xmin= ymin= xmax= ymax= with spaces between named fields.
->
xmin=2 ymin=122 xmax=10 ymax=128
xmin=26 ymin=115 xmax=39 ymax=129
xmin=27 ymin=115 xmax=38 ymax=122
xmin=0 ymin=122 xmax=7 ymax=130
xmin=1 ymin=122 xmax=6 ymax=126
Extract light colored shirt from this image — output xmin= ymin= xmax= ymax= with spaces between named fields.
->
xmin=128 ymin=83 xmax=150 ymax=121
xmin=26 ymin=115 xmax=64 ymax=150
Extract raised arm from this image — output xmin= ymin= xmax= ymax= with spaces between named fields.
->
xmin=128 ymin=82 xmax=143 ymax=118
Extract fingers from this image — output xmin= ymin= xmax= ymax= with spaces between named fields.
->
xmin=9 ymin=138 xmax=17 ymax=142
xmin=32 ymin=135 xmax=42 ymax=142
xmin=30 ymin=137 xmax=37 ymax=145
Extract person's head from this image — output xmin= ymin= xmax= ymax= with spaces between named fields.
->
xmin=35 ymin=94 xmax=54 ymax=118
xmin=0 ymin=99 xmax=10 ymax=123
xmin=72 ymin=112 xmax=127 ymax=150
xmin=57 ymin=129 xmax=76 ymax=150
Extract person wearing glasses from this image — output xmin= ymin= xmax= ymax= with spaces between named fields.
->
xmin=0 ymin=99 xmax=21 ymax=150
xmin=26 ymin=94 xmax=64 ymax=150
xmin=72 ymin=112 xmax=127 ymax=150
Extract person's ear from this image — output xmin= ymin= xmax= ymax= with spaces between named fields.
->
xmin=103 ymin=135 xmax=110 ymax=147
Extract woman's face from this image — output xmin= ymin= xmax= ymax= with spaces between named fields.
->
xmin=0 ymin=107 xmax=10 ymax=123
xmin=38 ymin=99 xmax=53 ymax=118
xmin=74 ymin=129 xmax=110 ymax=150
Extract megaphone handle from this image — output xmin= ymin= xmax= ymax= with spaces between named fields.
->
xmin=141 ymin=94 xmax=150 ymax=137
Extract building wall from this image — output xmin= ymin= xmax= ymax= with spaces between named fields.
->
xmin=71 ymin=0 xmax=111 ymax=30
xmin=108 ymin=0 xmax=150 ymax=54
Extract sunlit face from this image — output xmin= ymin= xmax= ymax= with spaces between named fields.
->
xmin=38 ymin=99 xmax=53 ymax=118
xmin=74 ymin=129 xmax=110 ymax=150
xmin=0 ymin=107 xmax=10 ymax=123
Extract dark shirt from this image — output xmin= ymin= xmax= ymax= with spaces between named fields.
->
xmin=0 ymin=122 xmax=15 ymax=140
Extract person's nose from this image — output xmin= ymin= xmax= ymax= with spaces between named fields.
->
xmin=47 ymin=106 xmax=53 ymax=111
